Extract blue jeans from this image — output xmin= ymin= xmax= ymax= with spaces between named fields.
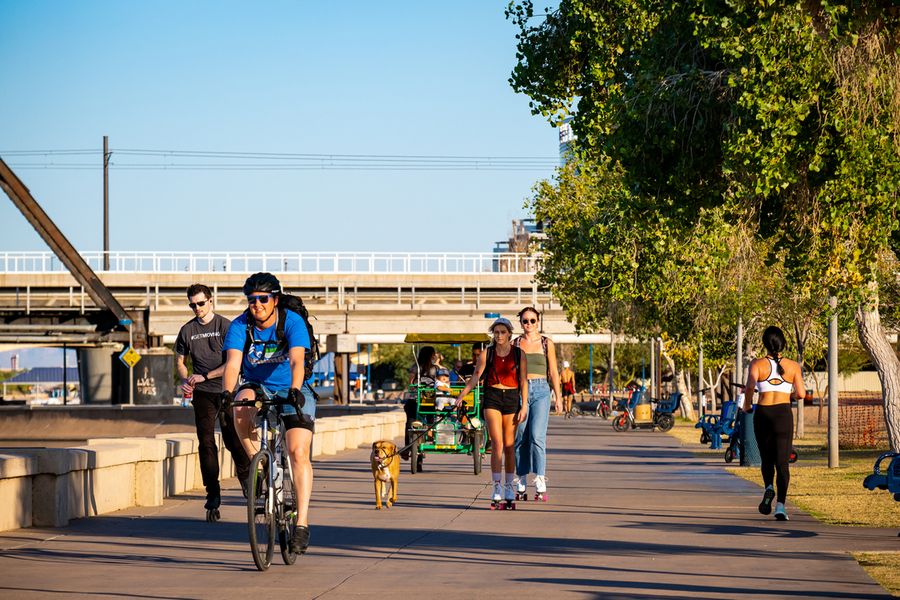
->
xmin=515 ymin=378 xmax=550 ymax=477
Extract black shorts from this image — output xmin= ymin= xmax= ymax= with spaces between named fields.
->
xmin=482 ymin=386 xmax=520 ymax=415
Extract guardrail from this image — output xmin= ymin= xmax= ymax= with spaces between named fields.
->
xmin=0 ymin=251 xmax=539 ymax=275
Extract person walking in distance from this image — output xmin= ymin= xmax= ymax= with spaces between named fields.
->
xmin=454 ymin=317 xmax=528 ymax=509
xmin=175 ymin=284 xmax=249 ymax=518
xmin=743 ymin=326 xmax=805 ymax=521
xmin=560 ymin=361 xmax=576 ymax=415
xmin=512 ymin=307 xmax=563 ymax=502
xmin=222 ymin=273 xmax=318 ymax=554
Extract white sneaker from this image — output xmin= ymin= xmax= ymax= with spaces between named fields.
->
xmin=774 ymin=502 xmax=789 ymax=521
xmin=491 ymin=481 xmax=502 ymax=502
xmin=534 ymin=475 xmax=547 ymax=494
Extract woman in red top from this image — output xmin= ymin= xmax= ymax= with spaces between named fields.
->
xmin=454 ymin=317 xmax=528 ymax=507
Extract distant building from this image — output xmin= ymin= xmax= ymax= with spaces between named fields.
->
xmin=559 ymin=116 xmax=575 ymax=165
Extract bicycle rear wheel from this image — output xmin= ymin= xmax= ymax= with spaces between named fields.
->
xmin=248 ymin=450 xmax=275 ymax=571
xmin=278 ymin=455 xmax=299 ymax=565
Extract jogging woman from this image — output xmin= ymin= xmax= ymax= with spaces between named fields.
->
xmin=742 ymin=326 xmax=805 ymax=521
xmin=454 ymin=317 xmax=528 ymax=507
xmin=513 ymin=307 xmax=562 ymax=501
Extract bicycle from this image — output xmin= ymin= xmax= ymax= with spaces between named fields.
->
xmin=228 ymin=385 xmax=301 ymax=571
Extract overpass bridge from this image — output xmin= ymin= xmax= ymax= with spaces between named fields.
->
xmin=0 ymin=251 xmax=612 ymax=346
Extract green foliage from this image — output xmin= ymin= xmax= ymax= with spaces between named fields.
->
xmin=509 ymin=0 xmax=900 ymax=373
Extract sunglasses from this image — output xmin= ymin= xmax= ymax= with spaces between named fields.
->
xmin=520 ymin=318 xmax=538 ymax=324
xmin=247 ymin=294 xmax=273 ymax=305
xmin=188 ymin=300 xmax=208 ymax=309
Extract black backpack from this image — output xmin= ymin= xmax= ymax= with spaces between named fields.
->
xmin=241 ymin=293 xmax=319 ymax=382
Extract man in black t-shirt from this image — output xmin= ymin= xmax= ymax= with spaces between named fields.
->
xmin=175 ymin=283 xmax=249 ymax=512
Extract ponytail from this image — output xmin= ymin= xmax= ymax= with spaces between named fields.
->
xmin=773 ymin=355 xmax=785 ymax=377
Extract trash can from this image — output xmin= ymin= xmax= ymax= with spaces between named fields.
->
xmin=739 ymin=409 xmax=761 ymax=466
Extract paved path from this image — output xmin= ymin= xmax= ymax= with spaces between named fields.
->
xmin=1 ymin=418 xmax=897 ymax=599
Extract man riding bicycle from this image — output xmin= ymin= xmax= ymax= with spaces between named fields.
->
xmin=221 ymin=272 xmax=316 ymax=555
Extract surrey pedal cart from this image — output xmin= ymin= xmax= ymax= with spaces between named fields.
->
xmin=404 ymin=333 xmax=488 ymax=475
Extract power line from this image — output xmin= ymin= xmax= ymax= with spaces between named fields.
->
xmin=3 ymin=148 xmax=560 ymax=171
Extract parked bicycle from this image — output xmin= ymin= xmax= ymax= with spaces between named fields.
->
xmin=227 ymin=386 xmax=300 ymax=571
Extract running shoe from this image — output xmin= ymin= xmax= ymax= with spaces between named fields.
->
xmin=291 ymin=525 xmax=310 ymax=554
xmin=758 ymin=486 xmax=775 ymax=515
xmin=774 ymin=503 xmax=789 ymax=521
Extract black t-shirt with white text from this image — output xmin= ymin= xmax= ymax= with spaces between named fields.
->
xmin=175 ymin=313 xmax=231 ymax=393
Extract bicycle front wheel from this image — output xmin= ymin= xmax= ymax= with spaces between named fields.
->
xmin=248 ymin=450 xmax=275 ymax=571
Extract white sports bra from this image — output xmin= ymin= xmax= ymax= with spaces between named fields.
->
xmin=756 ymin=358 xmax=794 ymax=394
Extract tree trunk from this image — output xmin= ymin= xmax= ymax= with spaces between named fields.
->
xmin=855 ymin=299 xmax=900 ymax=451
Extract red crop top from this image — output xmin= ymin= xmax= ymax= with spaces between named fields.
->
xmin=487 ymin=348 xmax=519 ymax=388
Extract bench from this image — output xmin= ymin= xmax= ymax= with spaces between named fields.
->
xmin=695 ymin=400 xmax=738 ymax=450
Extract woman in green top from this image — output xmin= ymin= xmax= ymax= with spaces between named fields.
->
xmin=513 ymin=306 xmax=563 ymax=501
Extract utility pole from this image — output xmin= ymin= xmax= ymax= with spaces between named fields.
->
xmin=828 ymin=296 xmax=839 ymax=468
xmin=736 ymin=317 xmax=744 ymax=385
xmin=103 ymin=135 xmax=110 ymax=271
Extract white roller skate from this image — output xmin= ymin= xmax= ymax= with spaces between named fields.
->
xmin=503 ymin=482 xmax=517 ymax=510
xmin=515 ymin=477 xmax=528 ymax=502
xmin=534 ymin=475 xmax=548 ymax=502
xmin=490 ymin=481 xmax=503 ymax=510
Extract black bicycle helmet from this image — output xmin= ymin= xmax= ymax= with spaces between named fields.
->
xmin=242 ymin=272 xmax=281 ymax=295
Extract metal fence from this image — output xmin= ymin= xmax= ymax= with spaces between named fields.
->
xmin=0 ymin=251 xmax=539 ymax=275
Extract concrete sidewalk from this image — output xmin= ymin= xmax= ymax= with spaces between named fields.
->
xmin=0 ymin=418 xmax=896 ymax=599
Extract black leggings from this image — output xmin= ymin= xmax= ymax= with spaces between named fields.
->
xmin=192 ymin=389 xmax=251 ymax=495
xmin=753 ymin=403 xmax=793 ymax=503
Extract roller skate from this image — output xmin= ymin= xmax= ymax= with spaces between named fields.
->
xmin=502 ymin=482 xmax=516 ymax=510
xmin=534 ymin=475 xmax=548 ymax=502
xmin=204 ymin=492 xmax=221 ymax=522
xmin=489 ymin=481 xmax=503 ymax=510
xmin=515 ymin=477 xmax=528 ymax=502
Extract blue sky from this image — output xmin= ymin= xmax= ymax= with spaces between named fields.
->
xmin=0 ymin=1 xmax=559 ymax=254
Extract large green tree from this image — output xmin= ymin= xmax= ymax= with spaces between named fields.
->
xmin=509 ymin=0 xmax=900 ymax=449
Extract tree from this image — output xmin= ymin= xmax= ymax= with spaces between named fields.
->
xmin=509 ymin=0 xmax=900 ymax=450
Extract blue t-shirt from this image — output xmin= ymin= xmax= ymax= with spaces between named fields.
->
xmin=223 ymin=310 xmax=311 ymax=390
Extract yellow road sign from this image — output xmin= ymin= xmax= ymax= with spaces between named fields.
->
xmin=119 ymin=346 xmax=141 ymax=369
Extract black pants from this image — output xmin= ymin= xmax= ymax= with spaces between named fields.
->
xmin=753 ymin=403 xmax=793 ymax=503
xmin=192 ymin=389 xmax=250 ymax=496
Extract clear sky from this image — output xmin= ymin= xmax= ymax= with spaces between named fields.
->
xmin=0 ymin=1 xmax=559 ymax=254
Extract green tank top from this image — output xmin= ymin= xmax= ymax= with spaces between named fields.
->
xmin=525 ymin=352 xmax=547 ymax=377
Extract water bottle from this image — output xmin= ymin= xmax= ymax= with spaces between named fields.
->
xmin=182 ymin=382 xmax=193 ymax=407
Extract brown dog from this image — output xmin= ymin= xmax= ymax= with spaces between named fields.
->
xmin=370 ymin=440 xmax=400 ymax=509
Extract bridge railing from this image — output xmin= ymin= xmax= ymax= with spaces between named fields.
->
xmin=0 ymin=251 xmax=539 ymax=274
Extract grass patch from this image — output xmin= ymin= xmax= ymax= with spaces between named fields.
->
xmin=853 ymin=553 xmax=900 ymax=597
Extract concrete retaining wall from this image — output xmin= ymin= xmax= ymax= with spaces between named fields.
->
xmin=0 ymin=410 xmax=405 ymax=532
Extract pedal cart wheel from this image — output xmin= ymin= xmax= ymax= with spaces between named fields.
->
xmin=409 ymin=442 xmax=420 ymax=475
xmin=472 ymin=430 xmax=483 ymax=475
xmin=612 ymin=413 xmax=628 ymax=432
xmin=724 ymin=447 xmax=735 ymax=463
xmin=656 ymin=413 xmax=675 ymax=432
xmin=248 ymin=451 xmax=275 ymax=571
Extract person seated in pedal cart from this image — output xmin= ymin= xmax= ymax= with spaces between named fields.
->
xmin=434 ymin=368 xmax=453 ymax=410
xmin=512 ymin=307 xmax=563 ymax=502
xmin=221 ymin=272 xmax=317 ymax=555
xmin=742 ymin=326 xmax=805 ymax=522
xmin=454 ymin=317 xmax=528 ymax=509
xmin=403 ymin=346 xmax=438 ymax=460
